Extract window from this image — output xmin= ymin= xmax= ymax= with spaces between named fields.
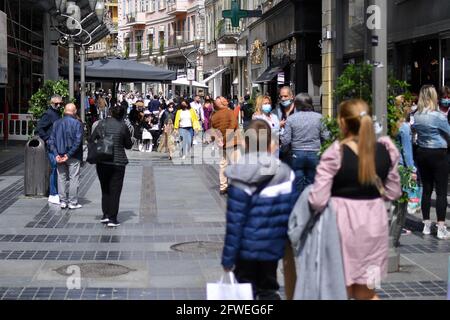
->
xmin=148 ymin=33 xmax=154 ymax=52
xmin=135 ymin=34 xmax=143 ymax=52
xmin=140 ymin=0 xmax=145 ymax=12
xmin=343 ymin=0 xmax=365 ymax=54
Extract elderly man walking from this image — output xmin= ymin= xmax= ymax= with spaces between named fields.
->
xmin=211 ymin=96 xmax=241 ymax=195
xmin=48 ymin=103 xmax=84 ymax=210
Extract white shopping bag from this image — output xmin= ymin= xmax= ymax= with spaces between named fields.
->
xmin=207 ymin=272 xmax=253 ymax=300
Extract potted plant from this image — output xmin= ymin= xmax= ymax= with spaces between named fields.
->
xmin=124 ymin=43 xmax=130 ymax=58
xmin=137 ymin=42 xmax=142 ymax=59
xmin=159 ymin=39 xmax=165 ymax=56
xmin=148 ymin=42 xmax=153 ymax=58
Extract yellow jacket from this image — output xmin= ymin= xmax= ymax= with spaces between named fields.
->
xmin=174 ymin=108 xmax=201 ymax=131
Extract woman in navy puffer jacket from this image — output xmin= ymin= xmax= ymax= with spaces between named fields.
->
xmin=221 ymin=119 xmax=297 ymax=300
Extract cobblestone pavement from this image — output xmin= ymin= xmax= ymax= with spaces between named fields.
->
xmin=0 ymin=145 xmax=448 ymax=300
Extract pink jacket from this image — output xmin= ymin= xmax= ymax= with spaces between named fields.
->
xmin=309 ymin=136 xmax=402 ymax=212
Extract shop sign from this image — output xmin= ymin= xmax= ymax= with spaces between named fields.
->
xmin=250 ymin=39 xmax=264 ymax=65
xmin=187 ymin=68 xmax=195 ymax=81
xmin=217 ymin=44 xmax=246 ymax=57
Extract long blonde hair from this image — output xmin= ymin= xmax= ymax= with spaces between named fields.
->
xmin=338 ymin=99 xmax=376 ymax=185
xmin=418 ymin=85 xmax=439 ymax=113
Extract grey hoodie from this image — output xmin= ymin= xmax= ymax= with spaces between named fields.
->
xmin=225 ymin=152 xmax=293 ymax=194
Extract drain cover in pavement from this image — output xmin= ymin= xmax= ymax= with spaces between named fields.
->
xmin=54 ymin=263 xmax=136 ymax=278
xmin=170 ymin=241 xmax=223 ymax=253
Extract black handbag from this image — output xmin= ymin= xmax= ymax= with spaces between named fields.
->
xmin=87 ymin=120 xmax=114 ymax=164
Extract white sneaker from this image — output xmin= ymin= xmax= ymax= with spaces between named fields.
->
xmin=48 ymin=195 xmax=60 ymax=205
xmin=68 ymin=203 xmax=82 ymax=210
xmin=60 ymin=203 xmax=68 ymax=209
xmin=437 ymin=225 xmax=450 ymax=240
xmin=423 ymin=221 xmax=432 ymax=235
xmin=182 ymin=155 xmax=186 ymax=160
xmin=107 ymin=221 xmax=120 ymax=227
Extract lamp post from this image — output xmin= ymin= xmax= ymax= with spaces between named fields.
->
xmin=52 ymin=0 xmax=106 ymax=123
xmin=176 ymin=35 xmax=202 ymax=97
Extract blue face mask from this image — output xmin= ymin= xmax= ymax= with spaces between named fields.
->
xmin=281 ymin=100 xmax=292 ymax=108
xmin=262 ymin=104 xmax=272 ymax=113
xmin=441 ymin=98 xmax=450 ymax=108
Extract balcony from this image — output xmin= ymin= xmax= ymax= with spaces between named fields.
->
xmin=216 ymin=19 xmax=241 ymax=40
xmin=125 ymin=12 xmax=146 ymax=27
xmin=167 ymin=0 xmax=188 ymax=15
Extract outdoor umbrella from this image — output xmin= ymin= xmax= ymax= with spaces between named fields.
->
xmin=60 ymin=58 xmax=177 ymax=82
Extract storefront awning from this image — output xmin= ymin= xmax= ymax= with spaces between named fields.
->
xmin=254 ymin=62 xmax=288 ymax=84
xmin=202 ymin=67 xmax=228 ymax=84
xmin=172 ymin=76 xmax=209 ymax=88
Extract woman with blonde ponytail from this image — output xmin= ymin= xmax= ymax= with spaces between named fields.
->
xmin=308 ymin=99 xmax=402 ymax=300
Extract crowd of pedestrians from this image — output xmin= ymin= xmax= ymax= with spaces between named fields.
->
xmin=34 ymin=82 xmax=450 ymax=300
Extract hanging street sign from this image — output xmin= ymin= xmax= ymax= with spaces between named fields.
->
xmin=222 ymin=0 xmax=262 ymax=28
xmin=187 ymin=68 xmax=195 ymax=81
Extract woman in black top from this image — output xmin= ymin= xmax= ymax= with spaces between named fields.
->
xmin=91 ymin=104 xmax=133 ymax=227
xmin=308 ymin=99 xmax=402 ymax=300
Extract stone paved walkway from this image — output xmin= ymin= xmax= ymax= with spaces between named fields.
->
xmin=0 ymin=146 xmax=448 ymax=300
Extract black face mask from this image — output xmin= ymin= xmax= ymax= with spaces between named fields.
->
xmin=52 ymin=103 xmax=62 ymax=110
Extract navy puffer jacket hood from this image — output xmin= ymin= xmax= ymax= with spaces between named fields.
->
xmin=222 ymin=152 xmax=298 ymax=269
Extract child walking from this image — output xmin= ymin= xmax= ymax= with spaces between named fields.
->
xmin=221 ymin=119 xmax=297 ymax=300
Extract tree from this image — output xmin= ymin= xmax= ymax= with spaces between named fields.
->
xmin=334 ymin=62 xmax=373 ymax=105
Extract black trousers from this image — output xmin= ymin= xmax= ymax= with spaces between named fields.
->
xmin=96 ymin=164 xmax=126 ymax=222
xmin=234 ymin=259 xmax=281 ymax=300
xmin=416 ymin=148 xmax=449 ymax=222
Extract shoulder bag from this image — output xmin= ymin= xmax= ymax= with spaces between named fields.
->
xmin=87 ymin=120 xmax=114 ymax=164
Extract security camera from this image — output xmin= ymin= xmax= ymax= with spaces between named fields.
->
xmin=58 ymin=36 xmax=69 ymax=46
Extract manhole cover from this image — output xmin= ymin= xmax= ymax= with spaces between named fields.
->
xmin=54 ymin=263 xmax=136 ymax=278
xmin=170 ymin=241 xmax=223 ymax=253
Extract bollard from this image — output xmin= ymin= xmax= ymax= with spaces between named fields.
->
xmin=24 ymin=136 xmax=50 ymax=197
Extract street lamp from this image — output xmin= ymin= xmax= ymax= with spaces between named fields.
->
xmin=95 ymin=1 xmax=106 ymax=22
xmin=51 ymin=0 xmax=106 ymax=123
xmin=175 ymin=34 xmax=202 ymax=97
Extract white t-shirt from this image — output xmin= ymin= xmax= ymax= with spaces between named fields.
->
xmin=179 ymin=110 xmax=193 ymax=128
xmin=190 ymin=101 xmax=204 ymax=121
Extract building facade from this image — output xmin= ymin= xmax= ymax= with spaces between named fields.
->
xmin=118 ymin=0 xmax=206 ymax=96
xmin=0 ymin=0 xmax=62 ymax=117
xmin=321 ymin=0 xmax=450 ymax=116
xmin=87 ymin=0 xmax=120 ymax=59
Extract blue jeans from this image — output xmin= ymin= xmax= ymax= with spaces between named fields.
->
xmin=47 ymin=150 xmax=58 ymax=196
xmin=179 ymin=127 xmax=193 ymax=156
xmin=291 ymin=150 xmax=319 ymax=194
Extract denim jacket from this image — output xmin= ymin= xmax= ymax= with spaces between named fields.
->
xmin=397 ymin=122 xmax=416 ymax=171
xmin=412 ymin=110 xmax=450 ymax=149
